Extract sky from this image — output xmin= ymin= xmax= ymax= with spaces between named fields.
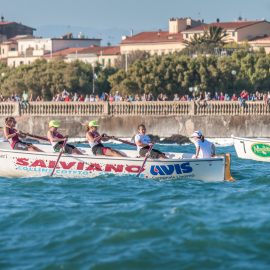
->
xmin=1 ymin=0 xmax=270 ymax=43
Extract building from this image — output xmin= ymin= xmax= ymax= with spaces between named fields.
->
xmin=0 ymin=16 xmax=35 ymax=40
xmin=121 ymin=18 xmax=270 ymax=55
xmin=43 ymin=45 xmax=120 ymax=67
xmin=4 ymin=37 xmax=101 ymax=67
xmin=120 ymin=17 xmax=203 ymax=55
xmin=182 ymin=20 xmax=270 ymax=43
xmin=249 ymin=35 xmax=270 ymax=54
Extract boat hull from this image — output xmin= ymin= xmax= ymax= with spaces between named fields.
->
xmin=232 ymin=136 xmax=270 ymax=162
xmin=0 ymin=148 xmax=227 ymax=182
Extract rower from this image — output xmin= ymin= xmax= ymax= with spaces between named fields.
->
xmin=47 ymin=120 xmax=83 ymax=155
xmin=135 ymin=124 xmax=166 ymax=159
xmin=86 ymin=120 xmax=126 ymax=157
xmin=190 ymin=130 xmax=216 ymax=158
xmin=4 ymin=117 xmax=43 ymax=152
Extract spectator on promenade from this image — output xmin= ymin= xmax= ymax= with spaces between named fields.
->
xmin=157 ymin=93 xmax=164 ymax=101
xmin=263 ymin=92 xmax=269 ymax=107
xmin=21 ymin=91 xmax=29 ymax=109
xmin=78 ymin=94 xmax=84 ymax=102
xmin=90 ymin=95 xmax=95 ymax=102
xmin=134 ymin=94 xmax=140 ymax=101
xmin=224 ymin=93 xmax=230 ymax=101
xmin=205 ymin=92 xmax=211 ymax=101
xmin=219 ymin=92 xmax=225 ymax=101
xmin=73 ymin=93 xmax=78 ymax=102
xmin=64 ymin=94 xmax=71 ymax=102
xmin=250 ymin=93 xmax=256 ymax=101
xmin=231 ymin=94 xmax=238 ymax=101
xmin=240 ymin=89 xmax=249 ymax=107
xmin=35 ymin=96 xmax=42 ymax=102
xmin=114 ymin=91 xmax=121 ymax=102
xmin=173 ymin=94 xmax=180 ymax=101
xmin=109 ymin=94 xmax=114 ymax=102
xmin=213 ymin=92 xmax=219 ymax=100
xmin=84 ymin=95 xmax=90 ymax=102
xmin=180 ymin=95 xmax=188 ymax=101
xmin=148 ymin=92 xmax=154 ymax=101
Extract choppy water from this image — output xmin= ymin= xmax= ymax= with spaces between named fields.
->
xmin=1 ymin=143 xmax=270 ymax=270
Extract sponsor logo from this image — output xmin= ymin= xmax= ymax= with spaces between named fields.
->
xmin=251 ymin=143 xmax=270 ymax=158
xmin=15 ymin=158 xmax=142 ymax=175
xmin=150 ymin=162 xmax=193 ymax=176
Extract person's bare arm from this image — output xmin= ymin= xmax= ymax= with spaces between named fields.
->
xmin=4 ymin=127 xmax=18 ymax=140
xmin=86 ymin=132 xmax=103 ymax=143
xmin=195 ymin=146 xmax=200 ymax=159
xmin=47 ymin=131 xmax=65 ymax=143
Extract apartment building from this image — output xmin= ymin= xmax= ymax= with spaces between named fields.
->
xmin=121 ymin=18 xmax=270 ymax=55
xmin=0 ymin=17 xmax=35 ymax=40
xmin=44 ymin=45 xmax=120 ymax=67
xmin=120 ymin=17 xmax=204 ymax=55
xmin=182 ymin=20 xmax=270 ymax=43
xmin=3 ymin=37 xmax=101 ymax=67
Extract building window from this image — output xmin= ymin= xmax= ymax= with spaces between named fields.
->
xmin=185 ymin=34 xmax=189 ymax=38
xmin=2 ymin=49 xmax=4 ymax=54
xmin=102 ymin=59 xmax=105 ymax=66
xmin=21 ymin=46 xmax=24 ymax=51
xmin=232 ymin=32 xmax=235 ymax=37
xmin=20 ymin=61 xmax=24 ymax=65
xmin=13 ymin=61 xmax=15 ymax=67
xmin=108 ymin=58 xmax=111 ymax=66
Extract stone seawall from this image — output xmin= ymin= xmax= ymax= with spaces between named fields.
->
xmin=1 ymin=115 xmax=269 ymax=138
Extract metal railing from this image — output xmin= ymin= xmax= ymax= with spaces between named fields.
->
xmin=0 ymin=101 xmax=269 ymax=116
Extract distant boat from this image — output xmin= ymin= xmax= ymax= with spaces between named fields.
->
xmin=0 ymin=142 xmax=233 ymax=182
xmin=232 ymin=136 xmax=270 ymax=162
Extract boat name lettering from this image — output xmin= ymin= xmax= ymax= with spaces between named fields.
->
xmin=150 ymin=162 xmax=193 ymax=176
xmin=15 ymin=158 xmax=142 ymax=174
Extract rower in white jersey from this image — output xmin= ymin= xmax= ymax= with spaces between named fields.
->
xmin=190 ymin=130 xmax=216 ymax=159
xmin=134 ymin=124 xmax=166 ymax=159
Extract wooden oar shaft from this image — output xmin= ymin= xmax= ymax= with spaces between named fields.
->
xmin=50 ymin=139 xmax=67 ymax=176
xmin=107 ymin=136 xmax=136 ymax=146
xmin=136 ymin=144 xmax=154 ymax=177
xmin=21 ymin=132 xmax=49 ymax=142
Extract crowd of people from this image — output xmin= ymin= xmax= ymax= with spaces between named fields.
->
xmin=1 ymin=89 xmax=270 ymax=105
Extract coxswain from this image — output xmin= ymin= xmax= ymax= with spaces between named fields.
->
xmin=86 ymin=120 xmax=126 ymax=157
xmin=4 ymin=117 xmax=42 ymax=152
xmin=47 ymin=120 xmax=83 ymax=155
xmin=190 ymin=130 xmax=216 ymax=158
xmin=135 ymin=124 xmax=166 ymax=159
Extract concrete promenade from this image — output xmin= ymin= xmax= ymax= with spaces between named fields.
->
xmin=0 ymin=101 xmax=269 ymax=138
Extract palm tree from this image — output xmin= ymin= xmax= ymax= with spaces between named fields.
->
xmin=203 ymin=26 xmax=228 ymax=45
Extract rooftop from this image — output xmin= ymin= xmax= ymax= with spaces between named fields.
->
xmin=182 ymin=20 xmax=266 ymax=32
xmin=121 ymin=31 xmax=184 ymax=44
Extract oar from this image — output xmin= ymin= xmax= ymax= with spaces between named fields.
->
xmin=106 ymin=136 xmax=136 ymax=146
xmin=136 ymin=143 xmax=154 ymax=177
xmin=50 ymin=139 xmax=67 ymax=177
xmin=21 ymin=132 xmax=49 ymax=142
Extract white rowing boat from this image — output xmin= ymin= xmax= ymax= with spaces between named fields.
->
xmin=232 ymin=136 xmax=270 ymax=162
xmin=0 ymin=142 xmax=233 ymax=182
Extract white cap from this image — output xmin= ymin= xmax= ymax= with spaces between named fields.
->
xmin=191 ymin=130 xmax=202 ymax=137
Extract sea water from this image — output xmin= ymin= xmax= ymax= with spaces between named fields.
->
xmin=0 ymin=143 xmax=270 ymax=270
